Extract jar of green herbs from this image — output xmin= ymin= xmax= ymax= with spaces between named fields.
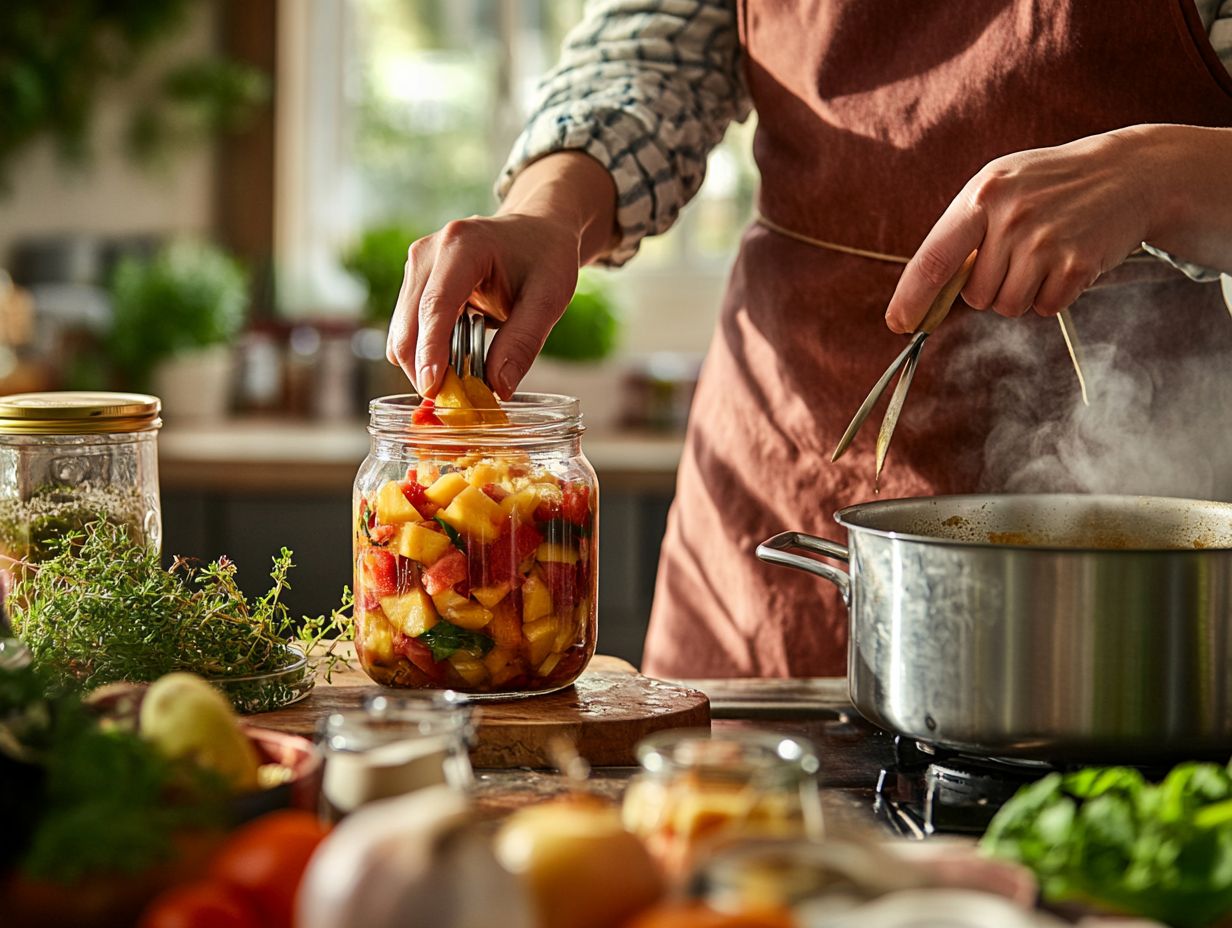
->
xmin=0 ymin=392 xmax=162 ymax=570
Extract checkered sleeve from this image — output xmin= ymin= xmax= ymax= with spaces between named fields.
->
xmin=495 ymin=0 xmax=751 ymax=266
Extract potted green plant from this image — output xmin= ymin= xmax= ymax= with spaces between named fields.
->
xmin=343 ymin=224 xmax=425 ymax=326
xmin=107 ymin=240 xmax=247 ymax=420
xmin=523 ymin=270 xmax=625 ymax=429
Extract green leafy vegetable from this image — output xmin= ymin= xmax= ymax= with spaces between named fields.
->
xmin=418 ymin=620 xmax=494 ymax=662
xmin=434 ymin=516 xmax=467 ymax=552
xmin=982 ymin=762 xmax=1232 ymax=927
xmin=8 ymin=520 xmax=351 ymax=710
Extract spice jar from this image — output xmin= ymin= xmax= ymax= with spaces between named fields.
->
xmin=353 ymin=392 xmax=598 ymax=697
xmin=621 ymin=730 xmax=824 ymax=877
xmin=0 ymin=392 xmax=162 ymax=567
xmin=318 ymin=691 xmax=474 ymax=819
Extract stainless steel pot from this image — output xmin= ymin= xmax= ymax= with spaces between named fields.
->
xmin=757 ymin=494 xmax=1232 ymax=761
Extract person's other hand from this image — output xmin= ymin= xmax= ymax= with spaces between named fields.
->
xmin=884 ymin=130 xmax=1155 ymax=334
xmin=386 ymin=152 xmax=617 ymax=398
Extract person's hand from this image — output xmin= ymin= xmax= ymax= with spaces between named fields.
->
xmin=386 ymin=152 xmax=618 ymax=398
xmin=884 ymin=130 xmax=1157 ymax=334
xmin=884 ymin=125 xmax=1232 ymax=334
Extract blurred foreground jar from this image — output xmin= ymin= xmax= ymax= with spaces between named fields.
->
xmin=319 ymin=692 xmax=473 ymax=819
xmin=0 ymin=392 xmax=161 ymax=566
xmin=353 ymin=393 xmax=598 ymax=697
xmin=622 ymin=731 xmax=824 ymax=877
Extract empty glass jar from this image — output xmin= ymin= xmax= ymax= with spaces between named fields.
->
xmin=0 ymin=392 xmax=162 ymax=567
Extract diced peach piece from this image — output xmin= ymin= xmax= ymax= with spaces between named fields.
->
xmin=461 ymin=375 xmax=509 ymax=423
xmin=357 ymin=609 xmax=396 ymax=663
xmin=484 ymin=648 xmax=524 ymax=688
xmin=448 ymin=653 xmax=489 ymax=686
xmin=440 ymin=486 xmax=504 ymax=543
xmin=522 ymin=615 xmax=559 ymax=667
xmin=472 ymin=581 xmax=513 ymax=608
xmin=375 ymin=480 xmax=421 ymax=524
xmin=500 ymin=487 xmax=542 ymax=521
xmin=536 ymin=542 xmax=580 ymax=565
xmin=468 ymin=461 xmax=510 ymax=491
xmin=379 ymin=588 xmax=439 ymax=638
xmin=425 ymin=472 xmax=469 ymax=507
xmin=434 ymin=369 xmax=474 ymax=409
xmin=396 ymin=522 xmax=453 ymax=565
xmin=522 ymin=573 xmax=553 ymax=623
xmin=537 ymin=651 xmax=563 ymax=678
xmin=489 ymin=598 xmax=523 ymax=651
xmin=431 ymin=589 xmax=493 ymax=630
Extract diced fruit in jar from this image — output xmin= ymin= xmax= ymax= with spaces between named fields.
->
xmin=431 ymin=589 xmax=493 ymax=630
xmin=379 ymin=589 xmax=438 ymax=638
xmin=537 ymin=542 xmax=579 ymax=565
xmin=376 ymin=479 xmax=422 ymax=524
xmin=396 ymin=522 xmax=453 ymax=565
xmin=522 ymin=574 xmax=553 ymax=623
xmin=354 ymin=382 xmax=597 ymax=694
xmin=439 ymin=486 xmax=505 ymax=543
xmin=425 ymin=472 xmax=469 ymax=508
xmin=523 ymin=615 xmax=559 ymax=667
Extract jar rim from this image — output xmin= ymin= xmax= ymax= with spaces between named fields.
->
xmin=0 ymin=391 xmax=161 ymax=434
xmin=368 ymin=392 xmax=583 ymax=445
xmin=635 ymin=729 xmax=821 ymax=781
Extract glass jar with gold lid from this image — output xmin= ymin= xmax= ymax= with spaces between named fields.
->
xmin=0 ymin=392 xmax=162 ymax=567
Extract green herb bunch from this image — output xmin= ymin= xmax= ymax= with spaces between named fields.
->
xmin=8 ymin=520 xmax=351 ymax=707
xmin=983 ymin=763 xmax=1232 ymax=927
xmin=0 ymin=660 xmax=227 ymax=884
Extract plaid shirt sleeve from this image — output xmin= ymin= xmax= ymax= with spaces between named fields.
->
xmin=495 ymin=0 xmax=751 ymax=266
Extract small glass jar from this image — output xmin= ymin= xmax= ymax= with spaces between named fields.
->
xmin=0 ymin=392 xmax=162 ymax=567
xmin=622 ymin=730 xmax=824 ymax=877
xmin=318 ymin=691 xmax=474 ymax=819
xmin=353 ymin=392 xmax=598 ymax=697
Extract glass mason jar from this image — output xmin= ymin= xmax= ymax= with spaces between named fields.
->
xmin=353 ymin=393 xmax=598 ymax=697
xmin=0 ymin=392 xmax=162 ymax=568
xmin=318 ymin=691 xmax=474 ymax=819
xmin=622 ymin=730 xmax=824 ymax=877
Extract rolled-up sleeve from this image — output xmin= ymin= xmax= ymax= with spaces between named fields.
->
xmin=496 ymin=0 xmax=751 ymax=266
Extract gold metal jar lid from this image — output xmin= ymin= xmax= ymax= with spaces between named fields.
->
xmin=0 ymin=392 xmax=162 ymax=434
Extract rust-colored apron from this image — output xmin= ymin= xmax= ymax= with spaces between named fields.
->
xmin=642 ymin=0 xmax=1232 ymax=678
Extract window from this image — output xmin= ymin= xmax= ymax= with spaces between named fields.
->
xmin=276 ymin=0 xmax=756 ymax=353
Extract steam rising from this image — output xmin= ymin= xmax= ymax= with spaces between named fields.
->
xmin=953 ymin=284 xmax=1232 ymax=500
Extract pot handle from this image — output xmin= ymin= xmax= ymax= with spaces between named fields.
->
xmin=756 ymin=532 xmax=851 ymax=604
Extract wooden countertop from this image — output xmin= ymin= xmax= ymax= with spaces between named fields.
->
xmin=159 ymin=418 xmax=684 ymax=494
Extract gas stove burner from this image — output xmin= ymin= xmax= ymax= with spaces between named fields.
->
xmin=875 ymin=737 xmax=1059 ymax=838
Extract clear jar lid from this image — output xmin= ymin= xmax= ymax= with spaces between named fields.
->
xmin=0 ymin=392 xmax=162 ymax=434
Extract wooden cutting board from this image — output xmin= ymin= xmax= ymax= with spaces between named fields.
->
xmin=248 ymin=654 xmax=710 ymax=769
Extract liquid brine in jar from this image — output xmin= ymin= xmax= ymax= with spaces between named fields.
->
xmin=353 ymin=383 xmax=597 ymax=697
xmin=0 ymin=392 xmax=162 ymax=572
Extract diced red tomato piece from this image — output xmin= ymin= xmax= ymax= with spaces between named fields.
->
xmin=401 ymin=480 xmax=438 ymax=517
xmin=361 ymin=549 xmax=398 ymax=596
xmin=422 ymin=549 xmax=467 ymax=595
xmin=358 ymin=589 xmax=381 ymax=613
xmin=533 ymin=500 xmax=562 ymax=523
xmin=369 ymin=524 xmax=397 ymax=545
xmin=481 ymin=483 xmax=509 ymax=503
xmin=542 ymin=560 xmax=580 ymax=611
xmin=472 ymin=520 xmax=543 ymax=586
xmin=393 ymin=634 xmax=447 ymax=683
xmin=412 ymin=398 xmax=443 ymax=426
xmin=561 ymin=483 xmax=592 ymax=527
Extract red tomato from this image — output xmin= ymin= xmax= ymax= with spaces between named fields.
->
xmin=139 ymin=880 xmax=260 ymax=928
xmin=401 ymin=478 xmax=438 ymax=516
xmin=412 ymin=398 xmax=443 ymax=426
xmin=208 ymin=811 xmax=329 ymax=928
xmin=369 ymin=524 xmax=397 ymax=545
xmin=422 ymin=548 xmax=467 ymax=594
xmin=562 ymin=482 xmax=592 ymax=527
xmin=395 ymin=633 xmax=448 ymax=682
xmin=542 ymin=560 xmax=580 ymax=611
xmin=361 ymin=548 xmax=398 ymax=596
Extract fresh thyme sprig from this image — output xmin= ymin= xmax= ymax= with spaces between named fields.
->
xmin=7 ymin=520 xmax=352 ymax=705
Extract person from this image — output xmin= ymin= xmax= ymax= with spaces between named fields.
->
xmin=386 ymin=1 xmax=1232 ymax=679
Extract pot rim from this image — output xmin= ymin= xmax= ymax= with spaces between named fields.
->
xmin=833 ymin=492 xmax=1232 ymax=554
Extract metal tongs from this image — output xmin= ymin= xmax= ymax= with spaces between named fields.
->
xmin=450 ymin=305 xmax=488 ymax=380
xmin=831 ymin=252 xmax=977 ymax=482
